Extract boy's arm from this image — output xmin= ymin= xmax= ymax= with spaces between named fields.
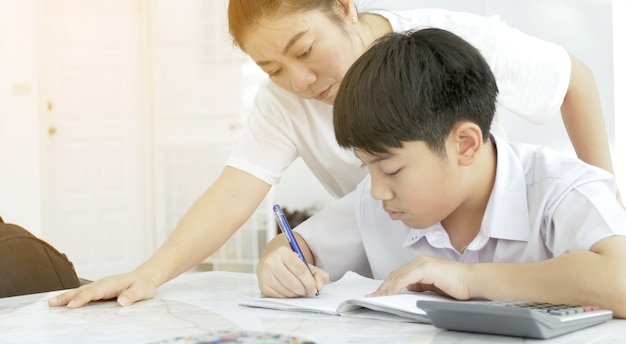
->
xmin=256 ymin=232 xmax=329 ymax=298
xmin=371 ymin=235 xmax=626 ymax=318
xmin=468 ymin=235 xmax=626 ymax=317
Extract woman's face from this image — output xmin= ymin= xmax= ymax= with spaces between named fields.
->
xmin=240 ymin=10 xmax=363 ymax=105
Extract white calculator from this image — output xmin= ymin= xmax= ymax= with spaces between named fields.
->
xmin=417 ymin=300 xmax=613 ymax=339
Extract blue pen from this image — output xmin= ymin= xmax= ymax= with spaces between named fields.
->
xmin=273 ymin=204 xmax=319 ymax=296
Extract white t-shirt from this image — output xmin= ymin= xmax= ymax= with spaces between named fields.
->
xmin=226 ymin=9 xmax=571 ymax=198
xmin=296 ymin=136 xmax=626 ymax=281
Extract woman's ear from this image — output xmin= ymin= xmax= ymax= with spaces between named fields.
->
xmin=335 ymin=0 xmax=358 ymax=22
xmin=450 ymin=122 xmax=483 ymax=166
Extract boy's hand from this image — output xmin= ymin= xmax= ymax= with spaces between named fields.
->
xmin=48 ymin=270 xmax=157 ymax=308
xmin=368 ymin=255 xmax=473 ymax=300
xmin=256 ymin=246 xmax=329 ymax=298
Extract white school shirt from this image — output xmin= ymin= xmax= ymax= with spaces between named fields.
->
xmin=296 ymin=136 xmax=626 ymax=281
xmin=226 ymin=9 xmax=571 ymax=198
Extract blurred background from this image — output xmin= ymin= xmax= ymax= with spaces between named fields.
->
xmin=0 ymin=0 xmax=623 ymax=280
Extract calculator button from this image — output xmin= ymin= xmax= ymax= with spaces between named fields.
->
xmin=582 ymin=306 xmax=600 ymax=312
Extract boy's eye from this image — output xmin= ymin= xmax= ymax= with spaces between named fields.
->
xmin=384 ymin=169 xmax=401 ymax=178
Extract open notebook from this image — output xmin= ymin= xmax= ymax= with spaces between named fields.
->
xmin=240 ymin=271 xmax=452 ymax=323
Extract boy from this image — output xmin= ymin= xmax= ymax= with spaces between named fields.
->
xmin=256 ymin=29 xmax=626 ymax=317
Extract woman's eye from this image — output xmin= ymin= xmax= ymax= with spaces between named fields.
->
xmin=268 ymin=68 xmax=283 ymax=77
xmin=297 ymin=47 xmax=311 ymax=59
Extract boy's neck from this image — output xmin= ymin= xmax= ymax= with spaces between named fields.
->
xmin=441 ymin=139 xmax=497 ymax=253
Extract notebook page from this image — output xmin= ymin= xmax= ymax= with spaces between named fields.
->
xmin=239 ymin=271 xmax=382 ymax=314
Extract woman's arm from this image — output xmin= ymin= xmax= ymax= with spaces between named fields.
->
xmin=561 ymin=54 xmax=621 ymax=203
xmin=49 ymin=166 xmax=272 ymax=308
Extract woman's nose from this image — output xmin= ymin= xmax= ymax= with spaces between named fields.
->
xmin=289 ymin=65 xmax=316 ymax=92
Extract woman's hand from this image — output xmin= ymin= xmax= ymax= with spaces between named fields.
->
xmin=48 ymin=270 xmax=158 ymax=308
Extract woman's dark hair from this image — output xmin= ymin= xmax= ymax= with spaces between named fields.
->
xmin=334 ymin=28 xmax=499 ymax=156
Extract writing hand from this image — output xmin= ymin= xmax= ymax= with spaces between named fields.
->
xmin=257 ymin=246 xmax=328 ymax=298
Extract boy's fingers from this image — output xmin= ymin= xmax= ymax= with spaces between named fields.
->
xmin=311 ymin=267 xmax=329 ymax=293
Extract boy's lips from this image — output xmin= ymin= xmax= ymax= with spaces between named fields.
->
xmin=385 ymin=208 xmax=404 ymax=221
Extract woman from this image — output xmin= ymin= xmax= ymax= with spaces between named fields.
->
xmin=49 ymin=0 xmax=617 ymax=308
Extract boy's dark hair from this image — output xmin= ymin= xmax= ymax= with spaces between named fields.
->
xmin=334 ymin=28 xmax=498 ymax=156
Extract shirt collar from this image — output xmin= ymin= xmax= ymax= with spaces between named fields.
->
xmin=404 ymin=135 xmax=531 ymax=248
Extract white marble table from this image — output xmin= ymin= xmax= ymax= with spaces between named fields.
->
xmin=0 ymin=271 xmax=624 ymax=343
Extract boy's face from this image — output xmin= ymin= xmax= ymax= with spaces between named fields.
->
xmin=355 ymin=139 xmax=466 ymax=229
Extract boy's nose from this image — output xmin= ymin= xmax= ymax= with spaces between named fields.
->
xmin=370 ymin=177 xmax=393 ymax=201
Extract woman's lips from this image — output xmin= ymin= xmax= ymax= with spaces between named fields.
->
xmin=314 ymin=86 xmax=331 ymax=101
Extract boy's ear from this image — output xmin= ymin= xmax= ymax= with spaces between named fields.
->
xmin=451 ymin=122 xmax=483 ymax=166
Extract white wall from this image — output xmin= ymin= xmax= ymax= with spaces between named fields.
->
xmin=486 ymin=0 xmax=614 ymax=157
xmin=361 ymin=0 xmax=484 ymax=13
xmin=613 ymin=0 xmax=625 ymax=202
xmin=0 ymin=0 xmax=42 ymax=232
